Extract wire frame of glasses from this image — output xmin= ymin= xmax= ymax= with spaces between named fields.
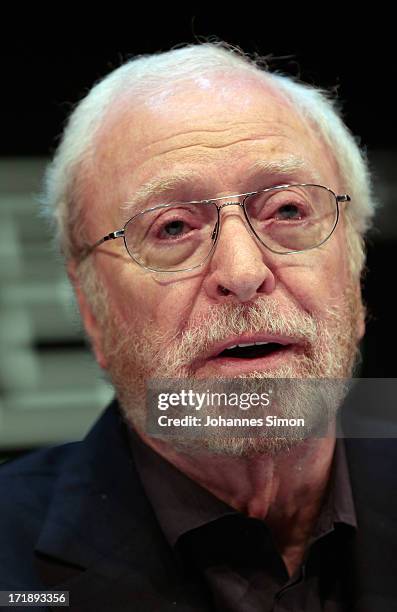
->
xmin=123 ymin=184 xmax=341 ymax=273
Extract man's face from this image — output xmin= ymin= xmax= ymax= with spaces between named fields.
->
xmin=74 ymin=72 xmax=364 ymax=455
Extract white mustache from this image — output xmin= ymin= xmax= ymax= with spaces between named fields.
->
xmin=159 ymin=298 xmax=318 ymax=368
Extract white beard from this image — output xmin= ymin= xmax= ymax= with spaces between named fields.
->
xmin=92 ymin=278 xmax=360 ymax=458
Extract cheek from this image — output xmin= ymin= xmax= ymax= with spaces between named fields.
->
xmin=277 ymin=239 xmax=351 ymax=316
xmin=101 ymin=261 xmax=200 ymax=333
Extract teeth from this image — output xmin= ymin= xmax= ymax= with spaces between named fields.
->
xmin=226 ymin=341 xmax=271 ymax=349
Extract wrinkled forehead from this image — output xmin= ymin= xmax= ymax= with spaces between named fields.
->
xmin=88 ymin=71 xmax=339 ymax=211
xmin=94 ymin=71 xmax=318 ymax=156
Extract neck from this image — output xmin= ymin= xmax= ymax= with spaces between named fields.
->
xmin=139 ymin=428 xmax=336 ymax=574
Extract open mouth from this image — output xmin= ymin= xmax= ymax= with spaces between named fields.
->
xmin=215 ymin=342 xmax=290 ymax=360
xmin=192 ymin=337 xmax=300 ymax=375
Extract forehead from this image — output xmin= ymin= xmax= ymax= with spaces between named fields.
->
xmin=90 ymin=72 xmax=339 ymax=216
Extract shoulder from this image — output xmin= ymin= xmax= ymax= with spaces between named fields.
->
xmin=0 ymin=403 xmax=153 ymax=589
xmin=0 ymin=442 xmax=81 ymax=588
xmin=0 ymin=443 xmax=80 ymax=529
xmin=0 ymin=441 xmax=79 ymax=504
xmin=344 ymin=437 xmax=397 ymax=522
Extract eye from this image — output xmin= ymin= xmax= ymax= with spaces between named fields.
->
xmin=150 ymin=209 xmax=201 ymax=241
xmin=160 ymin=219 xmax=189 ymax=238
xmin=141 ymin=203 xmax=215 ymax=244
xmin=247 ymin=190 xmax=310 ymax=222
xmin=274 ymin=203 xmax=302 ymax=220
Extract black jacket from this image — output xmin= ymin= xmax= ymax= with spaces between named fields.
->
xmin=0 ymin=399 xmax=397 ymax=611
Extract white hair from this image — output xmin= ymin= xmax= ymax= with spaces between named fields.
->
xmin=41 ymin=41 xmax=377 ymax=277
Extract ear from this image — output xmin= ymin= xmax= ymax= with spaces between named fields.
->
xmin=67 ymin=260 xmax=108 ymax=370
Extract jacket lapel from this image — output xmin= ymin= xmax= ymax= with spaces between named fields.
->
xmin=34 ymin=399 xmax=397 ymax=611
xmin=34 ymin=400 xmax=210 ymax=611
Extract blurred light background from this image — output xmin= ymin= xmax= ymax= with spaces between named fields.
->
xmin=1 ymin=19 xmax=395 ymax=459
xmin=0 ymin=159 xmax=113 ymax=457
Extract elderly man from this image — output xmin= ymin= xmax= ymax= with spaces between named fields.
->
xmin=0 ymin=42 xmax=396 ymax=611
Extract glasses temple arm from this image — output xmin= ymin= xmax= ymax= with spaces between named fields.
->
xmin=336 ymin=194 xmax=351 ymax=204
xmin=78 ymin=229 xmax=125 ymax=261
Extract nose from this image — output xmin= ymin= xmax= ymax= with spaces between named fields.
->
xmin=203 ymin=202 xmax=276 ymax=303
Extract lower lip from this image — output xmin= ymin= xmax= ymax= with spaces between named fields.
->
xmin=199 ymin=345 xmax=297 ymax=376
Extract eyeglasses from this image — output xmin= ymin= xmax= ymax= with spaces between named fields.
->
xmin=79 ymin=183 xmax=351 ymax=273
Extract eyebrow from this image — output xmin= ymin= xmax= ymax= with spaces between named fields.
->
xmin=249 ymin=157 xmax=322 ymax=184
xmin=120 ymin=155 xmax=323 ymax=222
xmin=120 ymin=171 xmax=200 ymax=222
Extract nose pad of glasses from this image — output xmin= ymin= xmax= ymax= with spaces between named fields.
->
xmin=212 ymin=203 xmax=258 ymax=245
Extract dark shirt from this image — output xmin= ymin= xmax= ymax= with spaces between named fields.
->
xmin=129 ymin=432 xmax=357 ymax=611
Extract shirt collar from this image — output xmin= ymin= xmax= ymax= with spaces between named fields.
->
xmin=128 ymin=429 xmax=357 ymax=548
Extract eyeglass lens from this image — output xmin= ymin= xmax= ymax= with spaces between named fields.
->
xmin=123 ymin=185 xmax=337 ymax=272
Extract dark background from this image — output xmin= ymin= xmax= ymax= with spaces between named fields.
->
xmin=1 ymin=16 xmax=395 ymax=387
xmin=2 ymin=40 xmax=394 ymax=156
xmin=2 ymin=15 xmax=394 ymax=155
